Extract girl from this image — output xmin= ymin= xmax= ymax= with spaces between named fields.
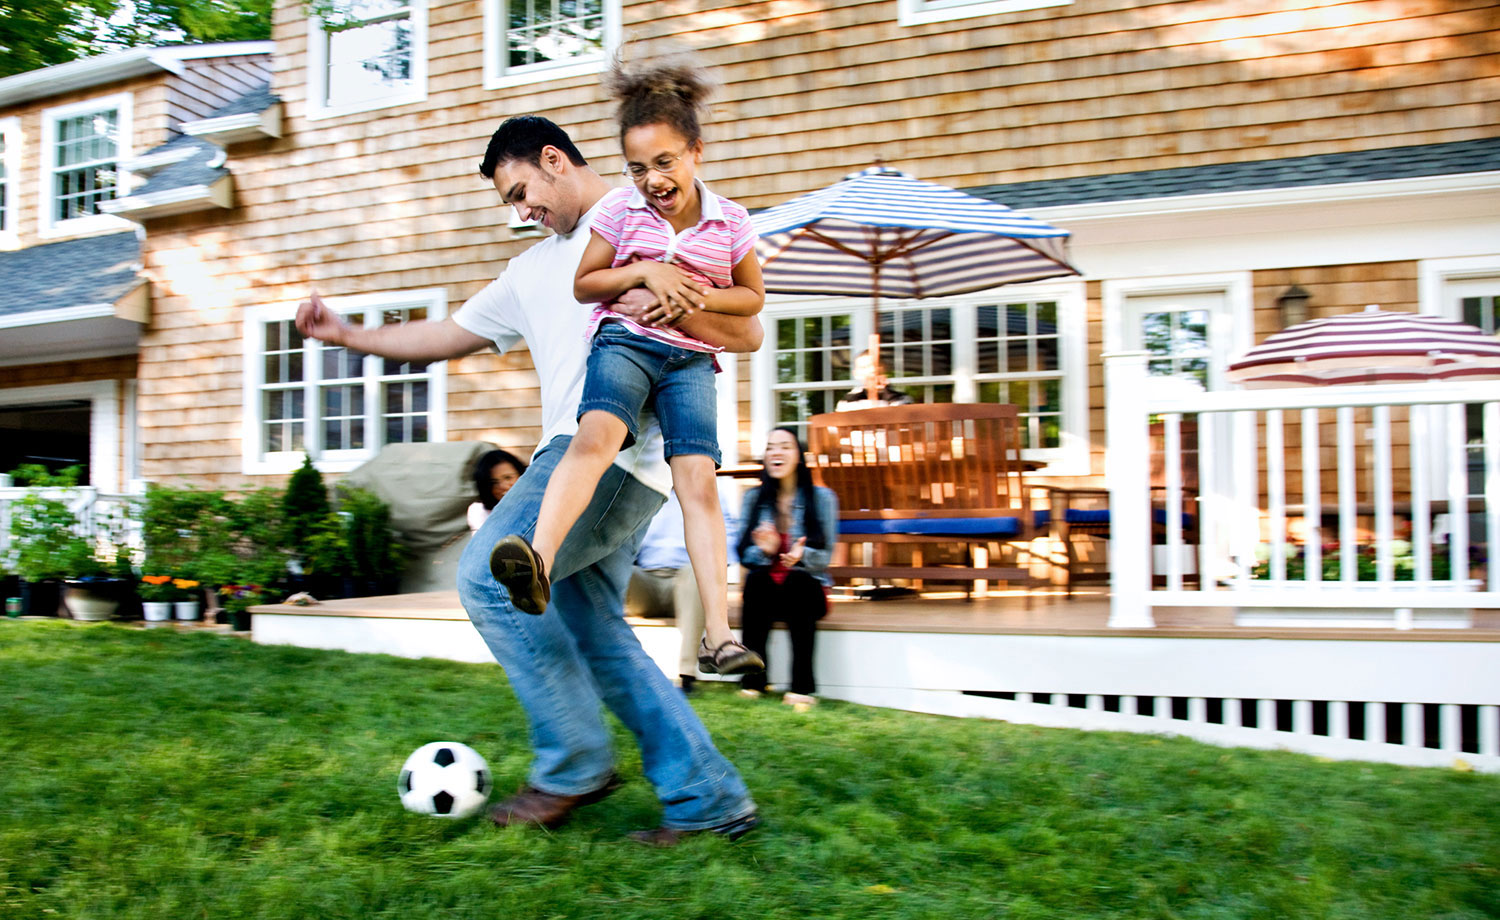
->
xmin=735 ymin=427 xmax=839 ymax=705
xmin=490 ymin=53 xmax=766 ymax=677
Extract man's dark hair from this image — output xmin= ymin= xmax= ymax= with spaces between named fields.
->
xmin=478 ymin=115 xmax=588 ymax=179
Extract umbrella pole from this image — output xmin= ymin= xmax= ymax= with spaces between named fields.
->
xmin=866 ymin=258 xmax=882 ymax=403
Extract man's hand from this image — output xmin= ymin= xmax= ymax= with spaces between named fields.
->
xmin=295 ymin=291 xmax=349 ymax=344
xmin=612 ymin=287 xmax=663 ymax=324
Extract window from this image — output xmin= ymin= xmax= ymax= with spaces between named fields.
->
xmin=0 ymin=116 xmax=17 ymax=245
xmin=243 ymin=290 xmax=447 ymax=473
xmin=770 ymin=311 xmax=855 ymax=442
xmin=39 ymin=94 xmax=132 ymax=236
xmin=752 ymin=282 xmax=1088 ymax=471
xmin=307 ymin=0 xmax=428 ymax=120
xmin=975 ymin=300 xmax=1062 ymax=450
xmin=897 ymin=0 xmax=1072 ymax=27
xmin=483 ymin=0 xmax=620 ymax=89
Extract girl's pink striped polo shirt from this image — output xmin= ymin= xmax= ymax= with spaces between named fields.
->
xmin=585 ymin=180 xmax=758 ymax=354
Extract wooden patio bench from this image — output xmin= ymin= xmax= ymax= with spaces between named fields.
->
xmin=805 ymin=403 xmax=1043 ymax=597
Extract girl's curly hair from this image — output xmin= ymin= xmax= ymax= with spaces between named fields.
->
xmin=604 ymin=51 xmax=718 ymax=145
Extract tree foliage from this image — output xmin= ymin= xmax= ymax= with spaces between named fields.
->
xmin=0 ymin=0 xmax=273 ymax=78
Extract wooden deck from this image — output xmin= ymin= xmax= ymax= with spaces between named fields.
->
xmin=256 ymin=588 xmax=1500 ymax=643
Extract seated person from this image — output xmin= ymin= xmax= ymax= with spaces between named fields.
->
xmin=625 ymin=487 xmax=740 ymax=693
xmin=467 ymin=448 xmax=528 ymax=531
xmin=835 ymin=350 xmax=914 ymax=411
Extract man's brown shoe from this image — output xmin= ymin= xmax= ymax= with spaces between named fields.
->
xmin=488 ymin=772 xmax=623 ymax=829
xmin=627 ymin=812 xmax=760 ymax=847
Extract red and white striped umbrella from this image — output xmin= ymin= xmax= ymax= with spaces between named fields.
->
xmin=1228 ymin=305 xmax=1500 ymax=388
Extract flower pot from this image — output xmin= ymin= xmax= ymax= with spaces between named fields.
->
xmin=229 ymin=607 xmax=253 ymax=632
xmin=142 ymin=601 xmax=173 ymax=622
xmin=63 ymin=582 xmax=120 ymax=621
xmin=173 ymin=600 xmax=201 ymax=621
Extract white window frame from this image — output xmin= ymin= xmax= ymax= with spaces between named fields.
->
xmin=37 ymin=93 xmax=133 ymax=238
xmin=306 ymin=0 xmax=429 ymax=122
xmin=897 ymin=0 xmax=1072 ymax=27
xmin=0 ymin=116 xmax=19 ymax=249
xmin=482 ymin=0 xmax=620 ymax=90
xmin=241 ymin=289 xmax=448 ymax=475
xmin=1419 ymin=255 xmax=1500 ymax=502
xmin=0 ymin=380 xmax=121 ymax=493
xmin=749 ymin=279 xmax=1089 ymax=473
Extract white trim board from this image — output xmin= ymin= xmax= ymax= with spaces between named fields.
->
xmin=0 ymin=379 xmax=121 ymax=492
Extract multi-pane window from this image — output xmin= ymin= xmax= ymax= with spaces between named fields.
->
xmin=1140 ymin=308 xmax=1210 ymax=388
xmin=771 ymin=313 xmax=854 ymax=441
xmin=0 ymin=126 xmax=9 ymax=234
xmin=311 ymin=0 xmax=426 ymax=116
xmin=50 ymin=106 xmax=120 ymax=223
xmin=247 ymin=293 xmax=445 ymax=472
xmin=975 ymin=300 xmax=1062 ymax=450
xmin=878 ymin=305 xmax=955 ymax=405
xmin=505 ymin=0 xmax=607 ymax=71
xmin=1460 ymin=284 xmax=1500 ymax=500
xmin=898 ymin=0 xmax=1072 ymax=26
xmin=756 ymin=285 xmax=1086 ymax=469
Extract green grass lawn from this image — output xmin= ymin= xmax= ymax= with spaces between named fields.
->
xmin=1 ymin=621 xmax=1496 ymax=920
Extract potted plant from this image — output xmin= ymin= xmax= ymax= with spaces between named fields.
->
xmin=170 ymin=578 xmax=203 ymax=621
xmin=138 ymin=573 xmax=182 ymax=622
xmin=59 ymin=540 xmax=131 ymax=621
xmin=218 ymin=583 xmax=278 ymax=632
xmin=6 ymin=464 xmax=85 ymax=617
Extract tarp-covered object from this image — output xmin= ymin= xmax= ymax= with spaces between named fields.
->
xmin=343 ymin=441 xmax=495 ymax=557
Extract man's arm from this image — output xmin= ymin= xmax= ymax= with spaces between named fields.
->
xmin=612 ymin=287 xmax=763 ymax=354
xmin=678 ymin=311 xmax=763 ymax=354
xmin=295 ymin=292 xmax=490 ymax=362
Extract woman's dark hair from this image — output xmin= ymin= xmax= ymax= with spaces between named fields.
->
xmin=603 ymin=51 xmax=717 ymax=147
xmin=478 ymin=115 xmax=588 ymax=180
xmin=472 ymin=449 xmax=528 ymax=510
xmin=737 ymin=427 xmax=826 ymax=560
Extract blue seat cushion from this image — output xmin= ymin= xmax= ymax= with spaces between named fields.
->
xmin=1051 ymin=509 xmax=1195 ymax=527
xmin=840 ymin=516 xmax=1024 ymax=537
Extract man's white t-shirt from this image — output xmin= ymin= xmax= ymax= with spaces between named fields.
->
xmin=451 ymin=198 xmax=672 ymax=495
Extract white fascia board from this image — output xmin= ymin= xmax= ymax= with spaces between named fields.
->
xmin=100 ymin=174 xmax=233 ymax=219
xmin=122 ymin=145 xmax=201 ymax=176
xmin=0 ymin=42 xmax=272 ymax=108
xmin=0 ymin=303 xmax=117 ymax=329
xmin=1027 ymin=171 xmax=1500 ymax=224
xmin=182 ymin=103 xmax=282 ymax=144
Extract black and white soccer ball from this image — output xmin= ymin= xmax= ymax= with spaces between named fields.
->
xmin=398 ymin=741 xmax=493 ymax=819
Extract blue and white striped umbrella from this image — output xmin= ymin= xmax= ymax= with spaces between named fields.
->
xmin=751 ymin=165 xmax=1078 ymax=300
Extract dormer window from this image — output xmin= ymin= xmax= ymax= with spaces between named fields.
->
xmin=39 ymin=93 xmax=132 ymax=236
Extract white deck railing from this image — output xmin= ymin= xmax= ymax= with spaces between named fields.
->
xmin=0 ymin=486 xmax=142 ymax=567
xmin=1106 ymin=352 xmax=1500 ymax=628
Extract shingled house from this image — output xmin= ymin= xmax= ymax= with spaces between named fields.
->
xmin=1 ymin=1 xmax=1495 ymax=496
xmin=0 ymin=43 xmax=273 ymax=491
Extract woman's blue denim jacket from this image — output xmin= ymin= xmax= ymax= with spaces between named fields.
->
xmin=737 ymin=484 xmax=840 ymax=587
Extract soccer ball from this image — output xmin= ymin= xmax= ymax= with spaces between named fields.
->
xmin=398 ymin=741 xmax=493 ymax=819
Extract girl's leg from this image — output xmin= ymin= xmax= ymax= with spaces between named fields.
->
xmin=669 ymin=454 xmax=731 ymax=647
xmin=533 ymin=410 xmax=630 ymax=568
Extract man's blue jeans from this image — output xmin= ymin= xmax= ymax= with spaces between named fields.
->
xmin=457 ymin=435 xmax=755 ymax=830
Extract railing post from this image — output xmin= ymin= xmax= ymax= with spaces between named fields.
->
xmin=1105 ymin=351 xmax=1155 ymax=628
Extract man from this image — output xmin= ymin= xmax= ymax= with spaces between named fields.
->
xmin=835 ymin=350 xmax=914 ymax=411
xmin=294 ymin=115 xmax=761 ymax=846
